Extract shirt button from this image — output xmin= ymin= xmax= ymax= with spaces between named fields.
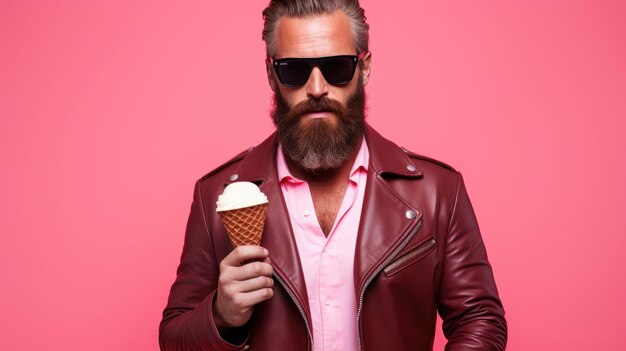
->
xmin=325 ymin=300 xmax=331 ymax=306
xmin=303 ymin=210 xmax=311 ymax=217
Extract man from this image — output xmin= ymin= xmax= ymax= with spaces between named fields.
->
xmin=160 ymin=0 xmax=507 ymax=350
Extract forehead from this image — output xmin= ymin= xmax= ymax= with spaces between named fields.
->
xmin=274 ymin=9 xmax=355 ymax=59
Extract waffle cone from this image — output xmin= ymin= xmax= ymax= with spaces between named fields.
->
xmin=219 ymin=203 xmax=268 ymax=247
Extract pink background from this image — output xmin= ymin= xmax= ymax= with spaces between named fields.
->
xmin=1 ymin=1 xmax=625 ymax=350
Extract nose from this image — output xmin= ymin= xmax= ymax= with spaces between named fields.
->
xmin=305 ymin=66 xmax=329 ymax=99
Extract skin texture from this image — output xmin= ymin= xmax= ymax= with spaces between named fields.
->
xmin=213 ymin=9 xmax=372 ymax=329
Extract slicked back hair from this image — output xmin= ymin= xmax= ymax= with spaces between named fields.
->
xmin=262 ymin=0 xmax=369 ymax=58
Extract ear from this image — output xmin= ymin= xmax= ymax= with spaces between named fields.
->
xmin=266 ymin=58 xmax=278 ymax=92
xmin=360 ymin=51 xmax=372 ymax=87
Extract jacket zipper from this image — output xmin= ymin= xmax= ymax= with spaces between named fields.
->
xmin=356 ymin=217 xmax=423 ymax=351
xmin=273 ymin=271 xmax=314 ymax=351
xmin=383 ymin=238 xmax=435 ymax=275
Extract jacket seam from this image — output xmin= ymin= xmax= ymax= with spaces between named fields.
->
xmin=196 ymin=180 xmax=221 ymax=266
xmin=196 ymin=179 xmax=212 ymax=238
xmin=439 ymin=171 xmax=462 ymax=290
xmin=447 ymin=172 xmax=462 ymax=238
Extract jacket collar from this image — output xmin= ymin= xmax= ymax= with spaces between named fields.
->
xmin=362 ymin=125 xmax=423 ymax=178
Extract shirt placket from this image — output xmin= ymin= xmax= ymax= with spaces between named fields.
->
xmin=318 ymin=177 xmax=358 ymax=351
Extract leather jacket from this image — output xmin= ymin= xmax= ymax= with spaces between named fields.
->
xmin=160 ymin=124 xmax=507 ymax=350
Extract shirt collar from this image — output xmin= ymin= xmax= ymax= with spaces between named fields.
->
xmin=277 ymin=138 xmax=370 ymax=184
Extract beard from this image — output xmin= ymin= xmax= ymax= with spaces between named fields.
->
xmin=271 ymin=77 xmax=366 ymax=175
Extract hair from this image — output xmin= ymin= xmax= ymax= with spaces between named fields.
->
xmin=262 ymin=0 xmax=369 ymax=58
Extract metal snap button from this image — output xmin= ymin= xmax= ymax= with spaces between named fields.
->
xmin=405 ymin=210 xmax=416 ymax=219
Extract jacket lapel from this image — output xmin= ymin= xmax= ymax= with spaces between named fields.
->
xmin=354 ymin=125 xmax=425 ymax=292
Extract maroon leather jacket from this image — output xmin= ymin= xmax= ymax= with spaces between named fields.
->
xmin=160 ymin=125 xmax=507 ymax=350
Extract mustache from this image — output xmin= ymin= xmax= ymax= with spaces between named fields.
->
xmin=285 ymin=97 xmax=346 ymax=121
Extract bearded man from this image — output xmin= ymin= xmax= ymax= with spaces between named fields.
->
xmin=160 ymin=1 xmax=507 ymax=350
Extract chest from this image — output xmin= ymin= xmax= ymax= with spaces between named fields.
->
xmin=309 ymin=182 xmax=349 ymax=236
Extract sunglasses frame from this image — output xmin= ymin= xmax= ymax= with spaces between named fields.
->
xmin=270 ymin=51 xmax=367 ymax=88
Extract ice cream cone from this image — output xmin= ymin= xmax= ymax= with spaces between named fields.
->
xmin=216 ymin=182 xmax=269 ymax=247
xmin=219 ymin=203 xmax=268 ymax=247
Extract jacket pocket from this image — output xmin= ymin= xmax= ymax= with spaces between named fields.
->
xmin=383 ymin=236 xmax=436 ymax=277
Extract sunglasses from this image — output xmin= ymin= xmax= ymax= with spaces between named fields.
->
xmin=271 ymin=52 xmax=367 ymax=87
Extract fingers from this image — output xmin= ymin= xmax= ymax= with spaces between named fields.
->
xmin=237 ymin=260 xmax=274 ymax=280
xmin=220 ymin=246 xmax=273 ymax=281
xmin=229 ymin=285 xmax=275 ymax=308
xmin=221 ymin=245 xmax=269 ymax=267
xmin=232 ymin=275 xmax=274 ymax=293
xmin=213 ymin=247 xmax=275 ymax=328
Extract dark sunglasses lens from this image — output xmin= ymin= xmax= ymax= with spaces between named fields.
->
xmin=321 ymin=57 xmax=356 ymax=85
xmin=277 ymin=60 xmax=311 ymax=87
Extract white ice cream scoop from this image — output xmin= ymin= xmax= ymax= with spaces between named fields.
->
xmin=216 ymin=181 xmax=268 ymax=212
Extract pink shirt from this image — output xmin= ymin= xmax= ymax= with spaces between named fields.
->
xmin=276 ymin=139 xmax=369 ymax=351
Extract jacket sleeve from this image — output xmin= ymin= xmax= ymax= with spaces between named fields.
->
xmin=437 ymin=173 xmax=507 ymax=350
xmin=159 ymin=180 xmax=249 ymax=351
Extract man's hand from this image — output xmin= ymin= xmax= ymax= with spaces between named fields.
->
xmin=213 ymin=246 xmax=274 ymax=328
